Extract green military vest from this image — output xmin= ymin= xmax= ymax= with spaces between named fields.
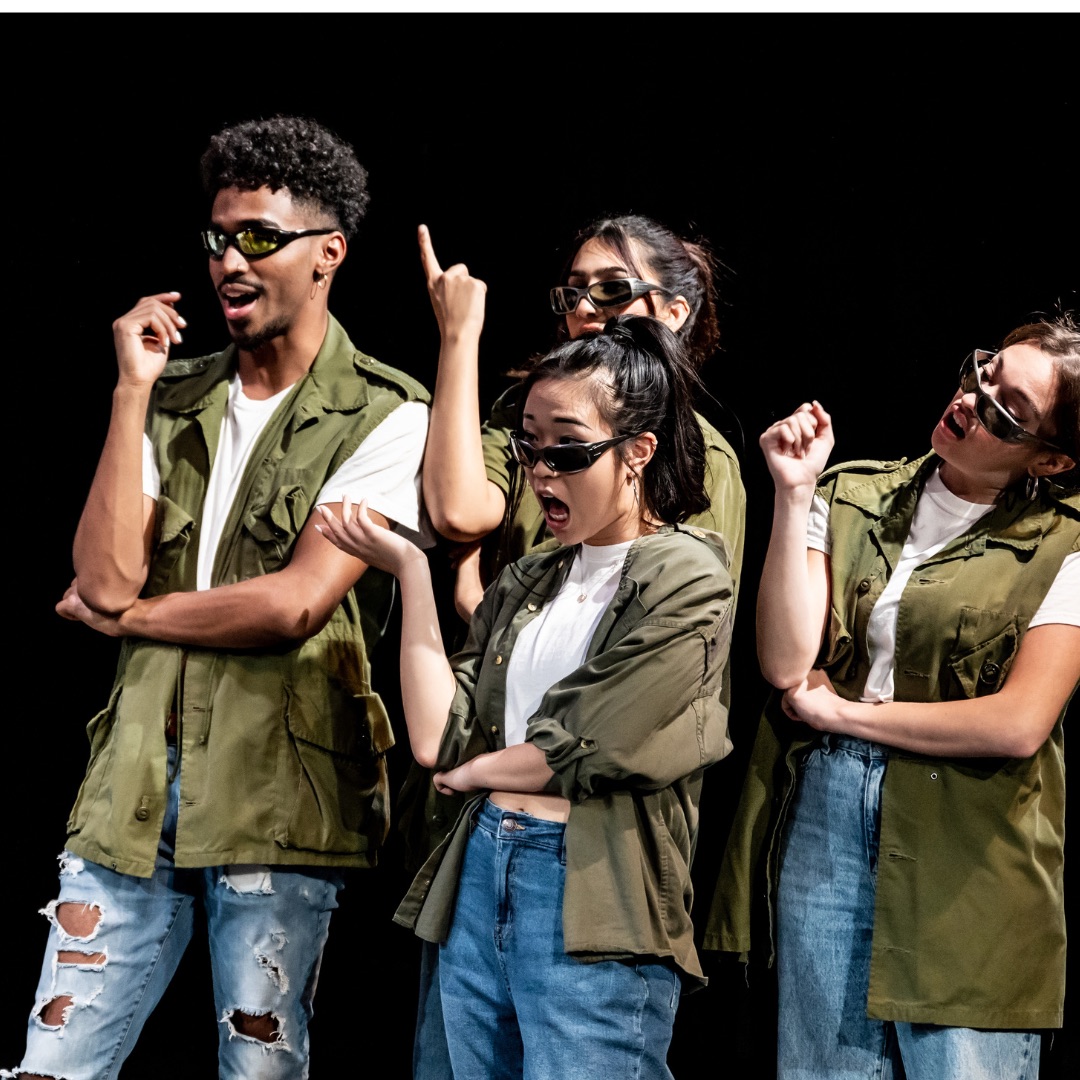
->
xmin=706 ymin=453 xmax=1078 ymax=1029
xmin=66 ymin=316 xmax=429 ymax=878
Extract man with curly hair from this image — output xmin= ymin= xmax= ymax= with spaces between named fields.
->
xmin=7 ymin=116 xmax=431 ymax=1079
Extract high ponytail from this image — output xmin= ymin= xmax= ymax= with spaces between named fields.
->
xmin=517 ymin=314 xmax=708 ymax=525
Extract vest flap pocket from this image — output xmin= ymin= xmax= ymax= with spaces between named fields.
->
xmin=820 ymin=603 xmax=854 ymax=669
xmin=245 ymin=484 xmax=309 ymax=544
xmin=949 ymin=608 xmax=1020 ymax=698
xmin=285 ymin=634 xmax=395 ymax=759
xmin=146 ymin=495 xmax=196 ymax=592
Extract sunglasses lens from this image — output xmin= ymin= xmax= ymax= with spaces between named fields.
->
xmin=974 ymin=399 xmax=1009 ymax=439
xmin=237 ymin=229 xmax=280 ymax=257
xmin=510 ymin=436 xmax=538 ymax=468
xmin=550 ymin=287 xmax=579 ymax=315
xmin=589 ymin=279 xmax=636 ymax=307
xmin=959 ymin=354 xmax=976 ymax=393
xmin=545 ymin=446 xmax=590 ymax=472
xmin=202 ymin=229 xmax=226 ymax=256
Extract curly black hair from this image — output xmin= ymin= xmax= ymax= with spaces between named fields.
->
xmin=201 ymin=115 xmax=369 ymax=239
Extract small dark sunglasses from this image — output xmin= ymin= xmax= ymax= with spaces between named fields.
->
xmin=549 ymin=278 xmax=661 ymax=316
xmin=201 ymin=225 xmax=335 ymax=261
xmin=959 ymin=350 xmax=1065 ymax=453
xmin=510 ymin=431 xmax=640 ymax=474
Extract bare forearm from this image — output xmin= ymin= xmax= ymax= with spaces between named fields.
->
xmin=786 ymin=627 xmax=1080 ymax=758
xmin=396 ymin=555 xmax=459 ymax=767
xmin=814 ymin=695 xmax=1054 ymax=759
xmin=757 ymin=487 xmax=827 ymax=687
xmin=423 ymin=335 xmax=506 ymax=542
xmin=109 ymin=573 xmax=340 ymax=648
xmin=446 ymin=744 xmax=555 ymax=793
xmin=74 ymin=382 xmax=155 ymax=612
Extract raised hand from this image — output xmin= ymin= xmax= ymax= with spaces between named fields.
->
xmin=760 ymin=401 xmax=835 ymax=493
xmin=315 ymin=496 xmax=426 ymax=579
xmin=112 ymin=292 xmax=187 ymax=388
xmin=418 ymin=224 xmax=486 ymax=342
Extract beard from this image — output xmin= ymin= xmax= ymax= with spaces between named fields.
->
xmin=228 ymin=315 xmax=290 ymax=353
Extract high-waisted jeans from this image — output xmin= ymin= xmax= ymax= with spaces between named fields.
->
xmin=776 ymin=734 xmax=1041 ymax=1080
xmin=438 ymin=798 xmax=681 ymax=1080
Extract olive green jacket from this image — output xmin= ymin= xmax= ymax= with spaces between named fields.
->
xmin=395 ymin=526 xmax=735 ymax=988
xmin=66 ymin=316 xmax=430 ymax=878
xmin=398 ymin=386 xmax=746 ymax=875
xmin=705 ymin=453 xmax=1079 ymax=1028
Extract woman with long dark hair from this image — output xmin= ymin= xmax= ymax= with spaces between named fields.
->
xmin=318 ymin=316 xmax=734 ymax=1078
xmin=419 ymin=214 xmax=744 ymax=613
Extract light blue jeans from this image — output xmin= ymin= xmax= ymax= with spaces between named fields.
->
xmin=6 ymin=745 xmax=343 ymax=1080
xmin=438 ymin=798 xmax=681 ymax=1080
xmin=776 ymin=734 xmax=1041 ymax=1080
xmin=413 ymin=940 xmax=453 ymax=1080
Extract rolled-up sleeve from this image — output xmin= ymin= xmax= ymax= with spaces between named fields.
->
xmin=528 ymin=550 xmax=734 ymax=800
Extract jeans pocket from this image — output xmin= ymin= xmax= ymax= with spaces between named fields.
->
xmin=795 ymin=743 xmax=821 ymax=775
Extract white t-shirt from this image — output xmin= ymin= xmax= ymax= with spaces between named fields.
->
xmin=808 ymin=466 xmax=1079 ymax=703
xmin=143 ymin=377 xmax=431 ymax=591
xmin=504 ymin=539 xmax=633 ymax=746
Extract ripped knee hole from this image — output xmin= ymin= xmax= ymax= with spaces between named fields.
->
xmin=54 ymin=901 xmax=102 ymax=938
xmin=229 ymin=1010 xmax=281 ymax=1044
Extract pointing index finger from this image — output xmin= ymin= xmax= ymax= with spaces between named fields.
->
xmin=417 ymin=224 xmax=443 ymax=283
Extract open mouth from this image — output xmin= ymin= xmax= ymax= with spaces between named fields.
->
xmin=540 ymin=495 xmax=570 ymax=529
xmin=944 ymin=412 xmax=966 ymax=439
xmin=219 ymin=282 xmax=262 ymax=320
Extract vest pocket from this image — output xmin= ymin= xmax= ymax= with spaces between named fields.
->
xmin=145 ymin=495 xmax=195 ymax=594
xmin=243 ymin=484 xmax=309 ymax=574
xmin=948 ymin=608 xmax=1020 ymax=698
xmin=277 ymin=637 xmax=395 ymax=854
xmin=66 ymin=682 xmax=123 ymax=834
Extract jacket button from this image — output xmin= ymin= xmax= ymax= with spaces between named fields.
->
xmin=979 ymin=661 xmax=1001 ymax=683
xmin=494 ymin=655 xmax=503 ymax=665
xmin=857 ymin=578 xmax=871 ymax=594
xmin=134 ymin=807 xmax=150 ymax=821
xmin=490 ymin=725 xmax=498 ymax=735
xmin=527 ymin=603 xmax=537 ymax=612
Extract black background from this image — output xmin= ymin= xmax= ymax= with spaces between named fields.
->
xmin=3 ymin=13 xmax=1076 ymax=1078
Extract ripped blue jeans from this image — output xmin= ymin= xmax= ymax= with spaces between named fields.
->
xmin=5 ymin=745 xmax=342 ymax=1080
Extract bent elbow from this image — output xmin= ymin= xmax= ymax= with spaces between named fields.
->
xmin=758 ymin=658 xmax=812 ymax=692
xmin=78 ymin=575 xmax=144 ymax=617
xmin=269 ymin=594 xmax=337 ymax=644
xmin=427 ymin=503 xmax=492 ymax=545
xmin=411 ymin=737 xmax=441 ymax=770
xmin=1006 ymin=727 xmax=1053 ymax=761
xmin=423 ymin=478 xmax=505 ymax=544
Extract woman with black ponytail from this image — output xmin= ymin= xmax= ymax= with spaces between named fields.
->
xmin=317 ymin=315 xmax=734 ymax=1079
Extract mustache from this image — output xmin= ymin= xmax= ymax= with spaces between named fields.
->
xmin=218 ymin=273 xmax=265 ymax=295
